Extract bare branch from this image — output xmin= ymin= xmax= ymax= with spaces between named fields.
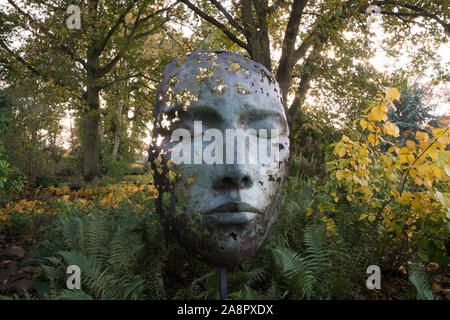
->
xmin=98 ymin=73 xmax=141 ymax=90
xmin=277 ymin=0 xmax=309 ymax=78
xmin=180 ymin=0 xmax=251 ymax=51
xmin=6 ymin=0 xmax=88 ymax=69
xmin=267 ymin=0 xmax=285 ymax=16
xmin=252 ymin=0 xmax=268 ymax=31
xmin=373 ymin=1 xmax=449 ymax=32
xmin=134 ymin=16 xmax=172 ymax=39
xmin=138 ymin=72 xmax=160 ymax=83
xmin=380 ymin=10 xmax=449 ymax=33
xmin=288 ymin=43 xmax=324 ymax=126
xmin=240 ymin=0 xmax=254 ymax=40
xmin=95 ymin=0 xmax=139 ymax=56
xmin=208 ymin=0 xmax=244 ymax=32
xmin=0 ymin=39 xmax=81 ymax=98
xmin=99 ymin=4 xmax=175 ymax=77
xmin=99 ymin=53 xmax=122 ymax=78
xmin=292 ymin=0 xmax=357 ymax=65
xmin=133 ymin=3 xmax=177 ymax=30
xmin=291 ymin=31 xmax=319 ymax=63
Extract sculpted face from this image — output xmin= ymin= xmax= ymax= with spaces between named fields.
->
xmin=149 ymin=51 xmax=289 ymax=267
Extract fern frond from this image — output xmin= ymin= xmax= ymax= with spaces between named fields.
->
xmin=409 ymin=271 xmax=434 ymax=300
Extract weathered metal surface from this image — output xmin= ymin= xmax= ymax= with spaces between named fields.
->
xmin=149 ymin=51 xmax=289 ymax=267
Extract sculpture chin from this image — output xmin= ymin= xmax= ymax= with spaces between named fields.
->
xmin=171 ymin=214 xmax=278 ymax=268
xmin=161 ymin=193 xmax=283 ymax=268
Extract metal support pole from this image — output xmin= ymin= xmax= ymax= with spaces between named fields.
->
xmin=220 ymin=267 xmax=227 ymax=300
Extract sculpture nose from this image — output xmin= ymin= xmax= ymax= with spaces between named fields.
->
xmin=213 ymin=166 xmax=253 ymax=191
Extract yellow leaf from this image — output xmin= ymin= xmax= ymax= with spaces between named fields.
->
xmin=385 ymin=170 xmax=393 ymax=180
xmin=360 ymin=119 xmax=368 ymax=130
xmin=362 ymin=188 xmax=372 ymax=197
xmin=416 ymin=164 xmax=432 ymax=179
xmin=368 ymin=215 xmax=376 ymax=222
xmin=383 ymin=122 xmax=400 ymax=137
xmin=406 ymin=140 xmax=416 ymax=150
xmin=398 ymin=147 xmax=413 ymax=164
xmin=368 ymin=108 xmax=387 ymax=122
xmin=437 ymin=134 xmax=450 ymax=147
xmin=430 ymin=164 xmax=442 ymax=179
xmin=353 ymin=175 xmax=362 ymax=184
xmin=419 ymin=141 xmax=429 ymax=151
xmin=385 ymin=87 xmax=401 ymax=103
xmin=368 ymin=134 xmax=379 ymax=146
xmin=336 ymin=170 xmax=345 ymax=180
xmin=413 ymin=176 xmax=423 ymax=186
xmin=423 ymin=178 xmax=432 ymax=189
xmin=428 ymin=148 xmax=438 ymax=160
xmin=186 ymin=177 xmax=195 ymax=184
xmin=338 ymin=147 xmax=346 ymax=158
xmin=306 ymin=207 xmax=313 ymax=216
xmin=434 ymin=191 xmax=449 ymax=209
xmin=359 ymin=214 xmax=368 ymax=221
xmin=12 ymin=204 xmax=23 ymax=213
xmin=361 ymin=178 xmax=368 ymax=187
xmin=416 ymin=131 xmax=429 ymax=142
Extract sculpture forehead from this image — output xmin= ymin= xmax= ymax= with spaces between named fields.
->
xmin=155 ymin=51 xmax=284 ymax=117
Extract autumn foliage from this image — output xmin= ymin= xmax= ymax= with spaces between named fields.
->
xmin=326 ymin=88 xmax=449 ymax=267
xmin=0 ymin=182 xmax=158 ymax=226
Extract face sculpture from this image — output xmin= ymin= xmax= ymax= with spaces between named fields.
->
xmin=149 ymin=51 xmax=289 ymax=267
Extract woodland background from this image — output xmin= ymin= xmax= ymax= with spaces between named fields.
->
xmin=0 ymin=0 xmax=449 ymax=300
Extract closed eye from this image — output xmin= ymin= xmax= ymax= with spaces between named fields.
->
xmin=181 ymin=105 xmax=223 ymax=135
xmin=239 ymin=107 xmax=288 ymax=137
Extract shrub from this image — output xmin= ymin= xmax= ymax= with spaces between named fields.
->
xmin=0 ymin=143 xmax=26 ymax=205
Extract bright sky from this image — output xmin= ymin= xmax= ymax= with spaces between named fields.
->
xmin=367 ymin=21 xmax=449 ymax=117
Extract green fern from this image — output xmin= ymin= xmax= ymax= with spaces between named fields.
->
xmin=39 ymin=204 xmax=165 ymax=300
xmin=409 ymin=263 xmax=434 ymax=300
xmin=223 ymin=178 xmax=372 ymax=300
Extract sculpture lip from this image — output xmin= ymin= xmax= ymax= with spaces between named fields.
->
xmin=204 ymin=202 xmax=260 ymax=226
xmin=206 ymin=212 xmax=257 ymax=226
xmin=205 ymin=202 xmax=260 ymax=215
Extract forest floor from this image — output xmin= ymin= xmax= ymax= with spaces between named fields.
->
xmin=1 ymin=176 xmax=449 ymax=300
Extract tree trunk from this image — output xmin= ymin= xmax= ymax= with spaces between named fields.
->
xmin=277 ymin=70 xmax=293 ymax=111
xmin=69 ymin=110 xmax=74 ymax=152
xmin=82 ymin=84 xmax=100 ymax=181
xmin=287 ymin=43 xmax=323 ymax=129
xmin=98 ymin=115 xmax=105 ymax=145
xmin=112 ymin=98 xmax=123 ymax=161
xmin=276 ymin=0 xmax=308 ymax=108
xmin=240 ymin=0 xmax=272 ymax=71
